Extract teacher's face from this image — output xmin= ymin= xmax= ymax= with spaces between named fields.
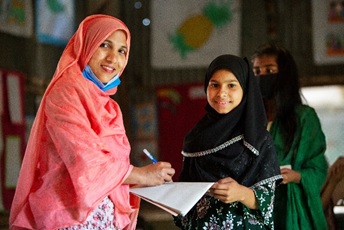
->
xmin=88 ymin=30 xmax=128 ymax=83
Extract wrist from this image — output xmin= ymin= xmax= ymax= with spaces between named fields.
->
xmin=295 ymin=171 xmax=301 ymax=183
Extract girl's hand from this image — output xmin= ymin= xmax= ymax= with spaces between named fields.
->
xmin=210 ymin=177 xmax=258 ymax=209
xmin=210 ymin=177 xmax=246 ymax=203
xmin=280 ymin=168 xmax=301 ymax=184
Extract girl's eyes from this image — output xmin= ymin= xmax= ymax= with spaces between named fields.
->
xmin=209 ymin=83 xmax=237 ymax=88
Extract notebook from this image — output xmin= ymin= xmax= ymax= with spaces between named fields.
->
xmin=130 ymin=182 xmax=214 ymax=216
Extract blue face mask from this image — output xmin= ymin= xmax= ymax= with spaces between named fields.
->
xmin=82 ymin=65 xmax=121 ymax=91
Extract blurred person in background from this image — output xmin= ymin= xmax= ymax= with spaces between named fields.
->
xmin=251 ymin=43 xmax=328 ymax=230
xmin=321 ymin=156 xmax=344 ymax=230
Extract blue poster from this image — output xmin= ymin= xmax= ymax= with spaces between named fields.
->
xmin=0 ymin=0 xmax=33 ymax=38
xmin=36 ymin=0 xmax=75 ymax=46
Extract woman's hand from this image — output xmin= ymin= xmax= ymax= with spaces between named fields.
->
xmin=280 ymin=168 xmax=301 ymax=184
xmin=124 ymin=162 xmax=175 ymax=186
xmin=210 ymin=177 xmax=258 ymax=209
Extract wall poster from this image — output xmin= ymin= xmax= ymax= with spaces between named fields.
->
xmin=151 ymin=0 xmax=241 ymax=68
xmin=0 ymin=0 xmax=33 ymax=38
xmin=36 ymin=0 xmax=75 ymax=46
xmin=312 ymin=0 xmax=344 ymax=64
xmin=156 ymin=83 xmax=207 ymax=180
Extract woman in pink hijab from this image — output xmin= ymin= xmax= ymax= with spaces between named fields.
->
xmin=9 ymin=14 xmax=175 ymax=230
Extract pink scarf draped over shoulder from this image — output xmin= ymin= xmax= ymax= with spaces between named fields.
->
xmin=9 ymin=15 xmax=139 ymax=230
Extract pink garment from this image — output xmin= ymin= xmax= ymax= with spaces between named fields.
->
xmin=9 ymin=15 xmax=140 ymax=230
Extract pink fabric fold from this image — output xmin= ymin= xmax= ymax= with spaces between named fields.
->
xmin=10 ymin=15 xmax=140 ymax=230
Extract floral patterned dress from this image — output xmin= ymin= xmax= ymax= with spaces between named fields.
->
xmin=174 ymin=181 xmax=277 ymax=230
xmin=59 ymin=197 xmax=120 ymax=230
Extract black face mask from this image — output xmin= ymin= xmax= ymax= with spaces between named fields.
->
xmin=258 ymin=73 xmax=279 ymax=99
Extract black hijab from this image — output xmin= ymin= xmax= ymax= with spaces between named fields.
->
xmin=179 ymin=55 xmax=281 ymax=187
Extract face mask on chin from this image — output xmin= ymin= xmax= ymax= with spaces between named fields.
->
xmin=258 ymin=73 xmax=279 ymax=99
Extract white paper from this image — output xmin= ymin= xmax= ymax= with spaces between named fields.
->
xmin=7 ymin=74 xmax=23 ymax=124
xmin=130 ymin=182 xmax=214 ymax=216
xmin=5 ymin=136 xmax=22 ymax=188
xmin=334 ymin=206 xmax=344 ymax=214
xmin=280 ymin=164 xmax=292 ymax=169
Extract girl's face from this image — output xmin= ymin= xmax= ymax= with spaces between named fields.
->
xmin=252 ymin=54 xmax=279 ymax=76
xmin=88 ymin=30 xmax=128 ymax=83
xmin=207 ymin=69 xmax=243 ymax=114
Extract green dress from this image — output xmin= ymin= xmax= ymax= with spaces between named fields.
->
xmin=270 ymin=104 xmax=328 ymax=230
xmin=174 ymin=181 xmax=277 ymax=229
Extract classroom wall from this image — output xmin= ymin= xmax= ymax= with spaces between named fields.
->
xmin=0 ymin=0 xmax=343 ymax=211
xmin=0 ymin=0 xmax=343 ymax=120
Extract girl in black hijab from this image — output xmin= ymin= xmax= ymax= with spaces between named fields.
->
xmin=174 ymin=54 xmax=282 ymax=229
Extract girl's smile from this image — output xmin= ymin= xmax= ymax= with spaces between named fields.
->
xmin=207 ymin=69 xmax=243 ymax=114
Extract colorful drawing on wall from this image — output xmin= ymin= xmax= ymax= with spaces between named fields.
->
xmin=151 ymin=0 xmax=241 ymax=68
xmin=0 ymin=0 xmax=33 ymax=37
xmin=326 ymin=32 xmax=344 ymax=56
xmin=312 ymin=0 xmax=344 ymax=64
xmin=36 ymin=0 xmax=75 ymax=46
xmin=131 ymin=102 xmax=158 ymax=140
xmin=328 ymin=0 xmax=344 ymax=23
xmin=169 ymin=2 xmax=232 ymax=59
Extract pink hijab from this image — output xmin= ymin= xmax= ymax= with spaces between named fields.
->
xmin=10 ymin=15 xmax=139 ymax=229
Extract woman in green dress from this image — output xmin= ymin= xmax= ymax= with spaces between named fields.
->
xmin=251 ymin=43 xmax=328 ymax=230
xmin=174 ymin=54 xmax=282 ymax=229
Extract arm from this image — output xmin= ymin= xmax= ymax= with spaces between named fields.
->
xmin=210 ymin=177 xmax=258 ymax=209
xmin=321 ymin=157 xmax=344 ymax=209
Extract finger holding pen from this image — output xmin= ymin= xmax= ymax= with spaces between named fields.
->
xmin=143 ymin=149 xmax=175 ymax=182
xmin=124 ymin=149 xmax=175 ymax=186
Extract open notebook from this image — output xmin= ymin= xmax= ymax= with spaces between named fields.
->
xmin=130 ymin=182 xmax=214 ymax=216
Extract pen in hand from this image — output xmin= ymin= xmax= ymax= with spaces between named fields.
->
xmin=143 ymin=149 xmax=158 ymax=164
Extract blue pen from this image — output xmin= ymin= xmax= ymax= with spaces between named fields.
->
xmin=143 ymin=149 xmax=157 ymax=164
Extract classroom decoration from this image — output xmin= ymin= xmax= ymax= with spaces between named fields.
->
xmin=130 ymin=102 xmax=159 ymax=167
xmin=36 ymin=0 xmax=75 ymax=46
xmin=0 ymin=69 xmax=26 ymax=211
xmin=0 ymin=0 xmax=33 ymax=38
xmin=151 ymin=0 xmax=241 ymax=68
xmin=156 ymin=83 xmax=207 ymax=180
xmin=312 ymin=0 xmax=344 ymax=64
